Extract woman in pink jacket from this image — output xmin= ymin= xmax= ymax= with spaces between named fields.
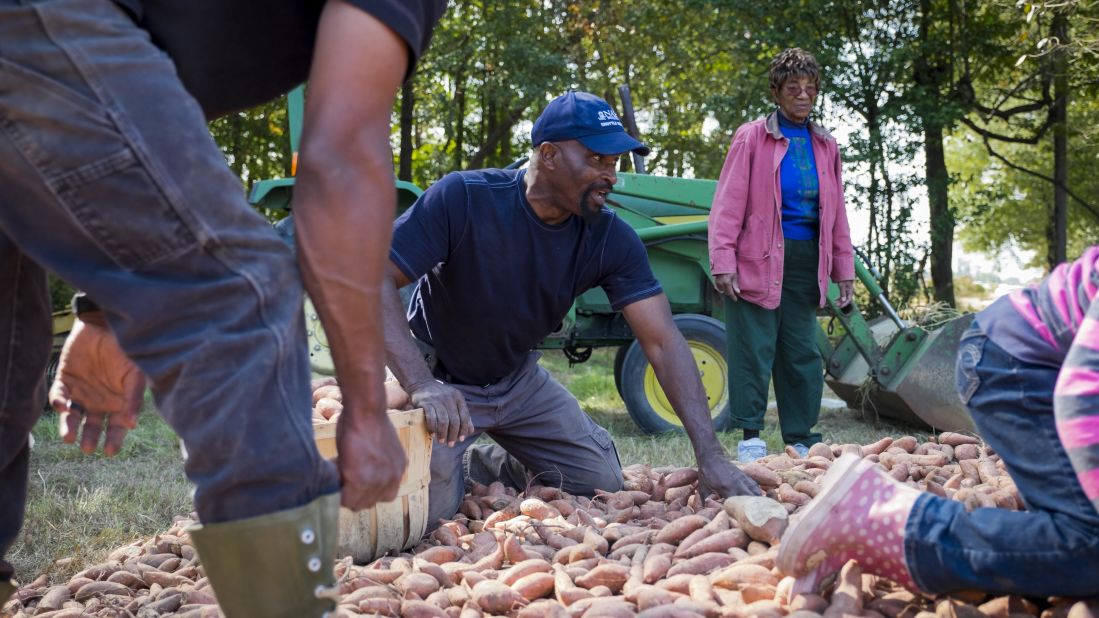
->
xmin=708 ymin=48 xmax=855 ymax=463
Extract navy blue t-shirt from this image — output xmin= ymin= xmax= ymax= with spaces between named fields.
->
xmin=390 ymin=169 xmax=663 ymax=386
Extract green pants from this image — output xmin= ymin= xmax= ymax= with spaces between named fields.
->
xmin=726 ymin=239 xmax=823 ymax=446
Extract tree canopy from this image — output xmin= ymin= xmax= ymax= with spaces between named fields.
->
xmin=209 ymin=0 xmax=1099 ymax=310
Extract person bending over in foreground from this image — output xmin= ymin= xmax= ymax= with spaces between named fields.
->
xmin=778 ymin=246 xmax=1099 ymax=598
xmin=0 ymin=1 xmax=444 ymax=615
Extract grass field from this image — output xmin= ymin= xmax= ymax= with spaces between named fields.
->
xmin=8 ymin=348 xmax=925 ymax=584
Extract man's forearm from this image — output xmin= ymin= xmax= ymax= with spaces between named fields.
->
xmin=294 ymin=143 xmax=392 ymax=413
xmin=381 ymin=279 xmax=436 ymax=390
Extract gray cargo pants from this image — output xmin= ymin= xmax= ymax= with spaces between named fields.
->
xmin=427 ymin=352 xmax=624 ymax=526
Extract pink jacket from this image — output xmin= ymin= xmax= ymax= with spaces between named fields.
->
xmin=708 ymin=112 xmax=855 ymax=310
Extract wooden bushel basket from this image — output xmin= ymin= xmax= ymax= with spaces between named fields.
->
xmin=312 ymin=408 xmax=432 ymax=563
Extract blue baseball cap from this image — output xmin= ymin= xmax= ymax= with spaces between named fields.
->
xmin=531 ymin=91 xmax=651 ymax=157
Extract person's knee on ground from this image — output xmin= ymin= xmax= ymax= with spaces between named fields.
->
xmin=465 ymin=442 xmax=623 ymax=497
xmin=465 ymin=443 xmax=531 ymax=490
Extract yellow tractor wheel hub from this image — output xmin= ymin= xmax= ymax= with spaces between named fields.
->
xmin=642 ymin=340 xmax=728 ymax=426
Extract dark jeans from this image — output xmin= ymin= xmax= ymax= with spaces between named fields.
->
xmin=905 ymin=321 xmax=1099 ymax=596
xmin=427 ymin=352 xmax=623 ymax=526
xmin=0 ymin=0 xmax=338 ymax=582
xmin=726 ymin=239 xmax=823 ymax=446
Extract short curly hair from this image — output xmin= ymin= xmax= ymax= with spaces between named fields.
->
xmin=769 ymin=48 xmax=821 ymax=93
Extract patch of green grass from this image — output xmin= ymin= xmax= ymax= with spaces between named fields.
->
xmin=9 ymin=397 xmax=190 ymax=585
xmin=537 ymin=348 xmax=927 ymax=466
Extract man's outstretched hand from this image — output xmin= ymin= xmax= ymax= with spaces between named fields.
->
xmin=698 ymin=454 xmax=763 ymax=498
xmin=50 ymin=315 xmax=146 ymax=456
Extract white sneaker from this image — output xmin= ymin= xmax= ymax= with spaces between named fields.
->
xmin=791 ymin=442 xmax=810 ymax=458
xmin=737 ymin=437 xmax=768 ymax=463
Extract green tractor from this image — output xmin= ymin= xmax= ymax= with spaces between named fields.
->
xmin=249 ymin=87 xmax=976 ymax=436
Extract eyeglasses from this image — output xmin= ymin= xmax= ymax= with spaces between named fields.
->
xmin=783 ymin=84 xmax=819 ymax=98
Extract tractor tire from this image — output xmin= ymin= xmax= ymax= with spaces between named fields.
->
xmin=43 ymin=350 xmax=60 ymax=412
xmin=619 ymin=313 xmax=733 ymax=435
xmin=612 ymin=343 xmax=630 ymax=397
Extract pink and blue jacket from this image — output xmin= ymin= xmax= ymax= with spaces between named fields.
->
xmin=980 ymin=246 xmax=1099 ymax=509
xmin=708 ymin=112 xmax=855 ymax=310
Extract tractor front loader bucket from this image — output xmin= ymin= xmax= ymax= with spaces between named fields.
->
xmin=824 ymin=313 xmax=976 ymax=433
xmin=888 ymin=314 xmax=976 ymax=433
xmin=820 ymin=252 xmax=977 ymax=434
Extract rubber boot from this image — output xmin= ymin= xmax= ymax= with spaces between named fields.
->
xmin=778 ymin=454 xmax=922 ymax=594
xmin=189 ymin=492 xmax=340 ymax=618
xmin=0 ymin=578 xmax=15 ymax=608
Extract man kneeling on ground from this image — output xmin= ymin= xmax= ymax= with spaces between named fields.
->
xmin=381 ymin=91 xmax=761 ymax=526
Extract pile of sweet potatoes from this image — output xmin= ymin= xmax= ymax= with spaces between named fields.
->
xmin=5 ymin=434 xmax=1099 ymax=618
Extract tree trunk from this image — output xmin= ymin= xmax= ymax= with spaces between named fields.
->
xmin=398 ymin=80 xmax=414 ymax=182
xmin=466 ymin=103 xmax=528 ymax=170
xmin=1049 ymin=10 xmax=1069 ymax=268
xmin=916 ymin=0 xmax=956 ymax=307
xmin=454 ymin=80 xmax=466 ymax=170
xmin=924 ymin=122 xmax=955 ymax=306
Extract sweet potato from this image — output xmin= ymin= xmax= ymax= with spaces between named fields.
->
xmin=937 ymin=431 xmax=980 ymax=447
xmin=402 ymin=599 xmax=451 ymax=617
xmin=553 ymin=564 xmax=592 ymax=606
xmin=678 ymin=528 xmax=749 ymax=559
xmin=470 ymin=580 xmax=527 ymax=614
xmin=661 ymin=468 xmax=699 ymax=489
xmin=709 ymin=563 xmax=778 ymax=589
xmin=500 ymin=559 xmax=553 ymax=587
xmin=384 ymin=380 xmax=410 ymax=410
xmin=723 ymin=496 xmax=788 ymax=544
xmin=671 ymin=527 xmax=711 ymax=559
xmin=642 ymin=552 xmax=673 ymax=585
xmin=666 ymin=552 xmax=737 ymax=577
xmin=776 ymin=483 xmax=811 ymax=507
xmin=602 ymin=524 xmax=648 ymax=544
xmin=566 ymin=596 xmax=637 ymax=617
xmin=459 ymin=498 xmax=483 ymax=520
xmin=739 ymin=463 xmax=781 ymax=487
xmin=397 ymin=572 xmax=442 ymax=598
xmin=793 ymin=480 xmax=820 ymax=498
xmin=520 ymin=499 xmax=561 ymax=520
xmin=823 ymin=559 xmax=862 ymax=617
xmin=516 ymin=599 xmax=570 ymax=618
xmin=575 ymin=563 xmax=630 ymax=593
xmin=548 ymin=499 xmax=575 ymax=517
xmin=74 ymin=580 xmax=132 ymax=601
xmin=511 ymin=572 xmax=555 ymax=602
xmin=686 ymin=574 xmax=715 ymax=606
xmin=799 ymin=443 xmax=830 ymax=461
xmin=634 ymin=585 xmax=681 ymax=611
xmin=532 ymin=522 xmax=578 ymax=550
xmin=419 ymin=545 xmax=465 ymax=565
xmin=313 ymin=401 xmax=342 ymax=422
xmin=653 ymin=514 xmax=707 ymax=545
xmin=663 ymin=484 xmax=694 ymax=504
xmin=312 ymin=384 xmax=342 ymax=404
xmin=611 ymin=529 xmax=655 ymax=551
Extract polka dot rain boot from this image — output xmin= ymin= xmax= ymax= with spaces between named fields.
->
xmin=777 ymin=453 xmax=922 ymax=594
